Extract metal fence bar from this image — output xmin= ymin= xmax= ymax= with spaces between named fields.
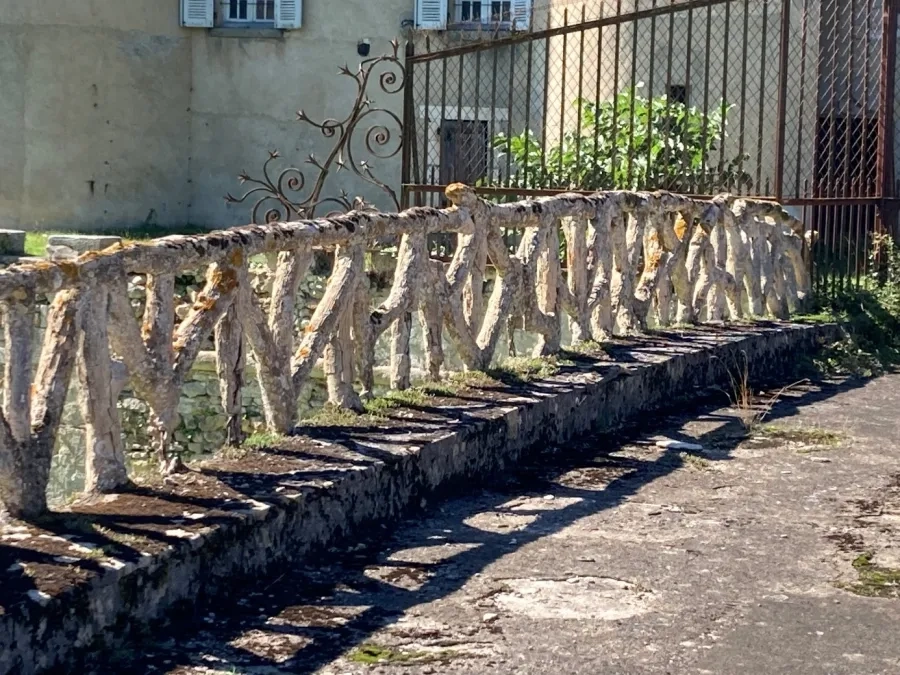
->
xmin=408 ymin=0 xmax=739 ymax=64
xmin=774 ymin=0 xmax=792 ymax=200
xmin=878 ymin=0 xmax=898 ymax=199
xmin=403 ymin=0 xmax=899 ymax=299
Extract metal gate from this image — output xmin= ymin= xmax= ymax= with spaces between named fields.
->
xmin=401 ymin=0 xmax=900 ymax=294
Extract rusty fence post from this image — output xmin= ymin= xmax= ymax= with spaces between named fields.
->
xmin=773 ymin=0 xmax=793 ymax=202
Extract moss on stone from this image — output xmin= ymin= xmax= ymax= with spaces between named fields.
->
xmin=348 ymin=642 xmax=453 ymax=665
xmin=845 ymin=552 xmax=900 ymax=598
xmin=364 ymin=388 xmax=431 ymax=415
xmin=564 ymin=340 xmax=607 ymax=357
xmin=489 ymin=355 xmax=574 ymax=384
xmin=241 ymin=432 xmax=288 ymax=450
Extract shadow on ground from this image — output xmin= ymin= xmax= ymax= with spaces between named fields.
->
xmin=107 ymin=373 xmax=866 ymax=674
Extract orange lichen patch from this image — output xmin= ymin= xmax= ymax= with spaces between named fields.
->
xmin=56 ymin=261 xmax=80 ymax=283
xmin=208 ymin=265 xmax=240 ymax=295
xmin=673 ymin=214 xmax=689 ymax=242
xmin=646 ymin=250 xmax=663 ymax=270
xmin=51 ymin=289 xmax=78 ymax=310
xmin=304 ymin=324 xmax=315 ymax=334
xmin=444 ymin=182 xmax=474 ymax=207
xmin=230 ymin=249 xmax=246 ymax=268
xmin=191 ymin=295 xmax=217 ymax=313
xmin=78 ymin=251 xmax=102 ymax=264
xmin=298 ymin=346 xmax=311 ymax=358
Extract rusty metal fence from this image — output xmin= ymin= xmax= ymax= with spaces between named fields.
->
xmin=401 ymin=0 xmax=900 ymax=296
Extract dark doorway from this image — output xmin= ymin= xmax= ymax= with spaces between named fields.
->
xmin=439 ymin=119 xmax=489 ymax=188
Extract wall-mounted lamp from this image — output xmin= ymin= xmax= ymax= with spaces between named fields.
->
xmin=357 ymin=39 xmax=371 ymax=57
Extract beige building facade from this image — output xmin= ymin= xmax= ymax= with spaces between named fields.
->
xmin=0 ymin=0 xmax=414 ymax=231
xmin=2 ymin=0 xmax=885 ymax=231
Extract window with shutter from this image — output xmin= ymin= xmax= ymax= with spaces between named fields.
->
xmin=181 ymin=0 xmax=214 ymax=27
xmin=416 ymin=0 xmax=448 ymax=30
xmin=224 ymin=0 xmax=275 ymax=24
xmin=511 ymin=0 xmax=531 ymax=30
xmin=274 ymin=0 xmax=303 ymax=29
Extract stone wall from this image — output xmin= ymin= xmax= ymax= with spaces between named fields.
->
xmin=0 ymin=321 xmax=841 ymax=674
xmin=0 ymin=0 xmax=413 ymax=231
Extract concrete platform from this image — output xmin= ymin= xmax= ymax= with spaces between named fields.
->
xmin=121 ymin=373 xmax=900 ymax=674
xmin=0 ymin=322 xmax=839 ymax=674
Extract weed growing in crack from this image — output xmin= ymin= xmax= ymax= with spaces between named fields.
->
xmin=756 ymin=425 xmax=844 ymax=451
xmin=678 ymin=452 xmax=711 ymax=471
xmin=723 ymin=350 xmax=807 ymax=433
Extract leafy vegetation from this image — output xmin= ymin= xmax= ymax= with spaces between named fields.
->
xmin=798 ymin=233 xmax=900 ymax=377
xmin=563 ymin=340 xmax=608 ymax=358
xmin=493 ymin=86 xmax=752 ymax=193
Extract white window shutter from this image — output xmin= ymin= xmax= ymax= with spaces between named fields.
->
xmin=416 ymin=0 xmax=448 ymax=30
xmin=511 ymin=0 xmax=532 ymax=30
xmin=181 ymin=0 xmax=213 ymax=27
xmin=275 ymin=0 xmax=303 ymax=29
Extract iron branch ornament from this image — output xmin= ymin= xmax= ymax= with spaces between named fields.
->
xmin=225 ymin=39 xmax=406 ymax=223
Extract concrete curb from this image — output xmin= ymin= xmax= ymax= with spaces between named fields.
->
xmin=0 ymin=322 xmax=840 ymax=674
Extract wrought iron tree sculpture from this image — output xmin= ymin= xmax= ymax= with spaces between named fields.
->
xmin=225 ymin=40 xmax=406 ymax=223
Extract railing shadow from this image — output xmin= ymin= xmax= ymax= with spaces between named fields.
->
xmin=109 ymin=373 xmax=868 ymax=674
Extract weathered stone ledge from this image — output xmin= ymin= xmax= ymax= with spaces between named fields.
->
xmin=0 ymin=322 xmax=839 ymax=674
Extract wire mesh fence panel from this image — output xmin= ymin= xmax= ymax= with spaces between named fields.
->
xmin=403 ymin=0 xmax=898 ymax=297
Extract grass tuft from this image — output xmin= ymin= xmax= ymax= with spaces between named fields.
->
xmin=564 ymin=340 xmax=607 ymax=357
xmin=488 ymin=355 xmax=574 ymax=384
xmin=241 ymin=432 xmax=287 ymax=450
xmin=678 ymin=452 xmax=711 ymax=471
xmin=757 ymin=424 xmax=844 ymax=450
xmin=364 ymin=389 xmax=430 ymax=415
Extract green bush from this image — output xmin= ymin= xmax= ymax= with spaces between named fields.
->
xmin=492 ymin=85 xmax=753 ymax=193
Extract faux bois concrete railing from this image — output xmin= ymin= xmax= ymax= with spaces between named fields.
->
xmin=0 ymin=184 xmax=812 ymax=519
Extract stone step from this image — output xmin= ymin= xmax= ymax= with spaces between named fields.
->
xmin=0 ymin=230 xmax=26 ymax=256
xmin=46 ymin=234 xmax=122 ymax=255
